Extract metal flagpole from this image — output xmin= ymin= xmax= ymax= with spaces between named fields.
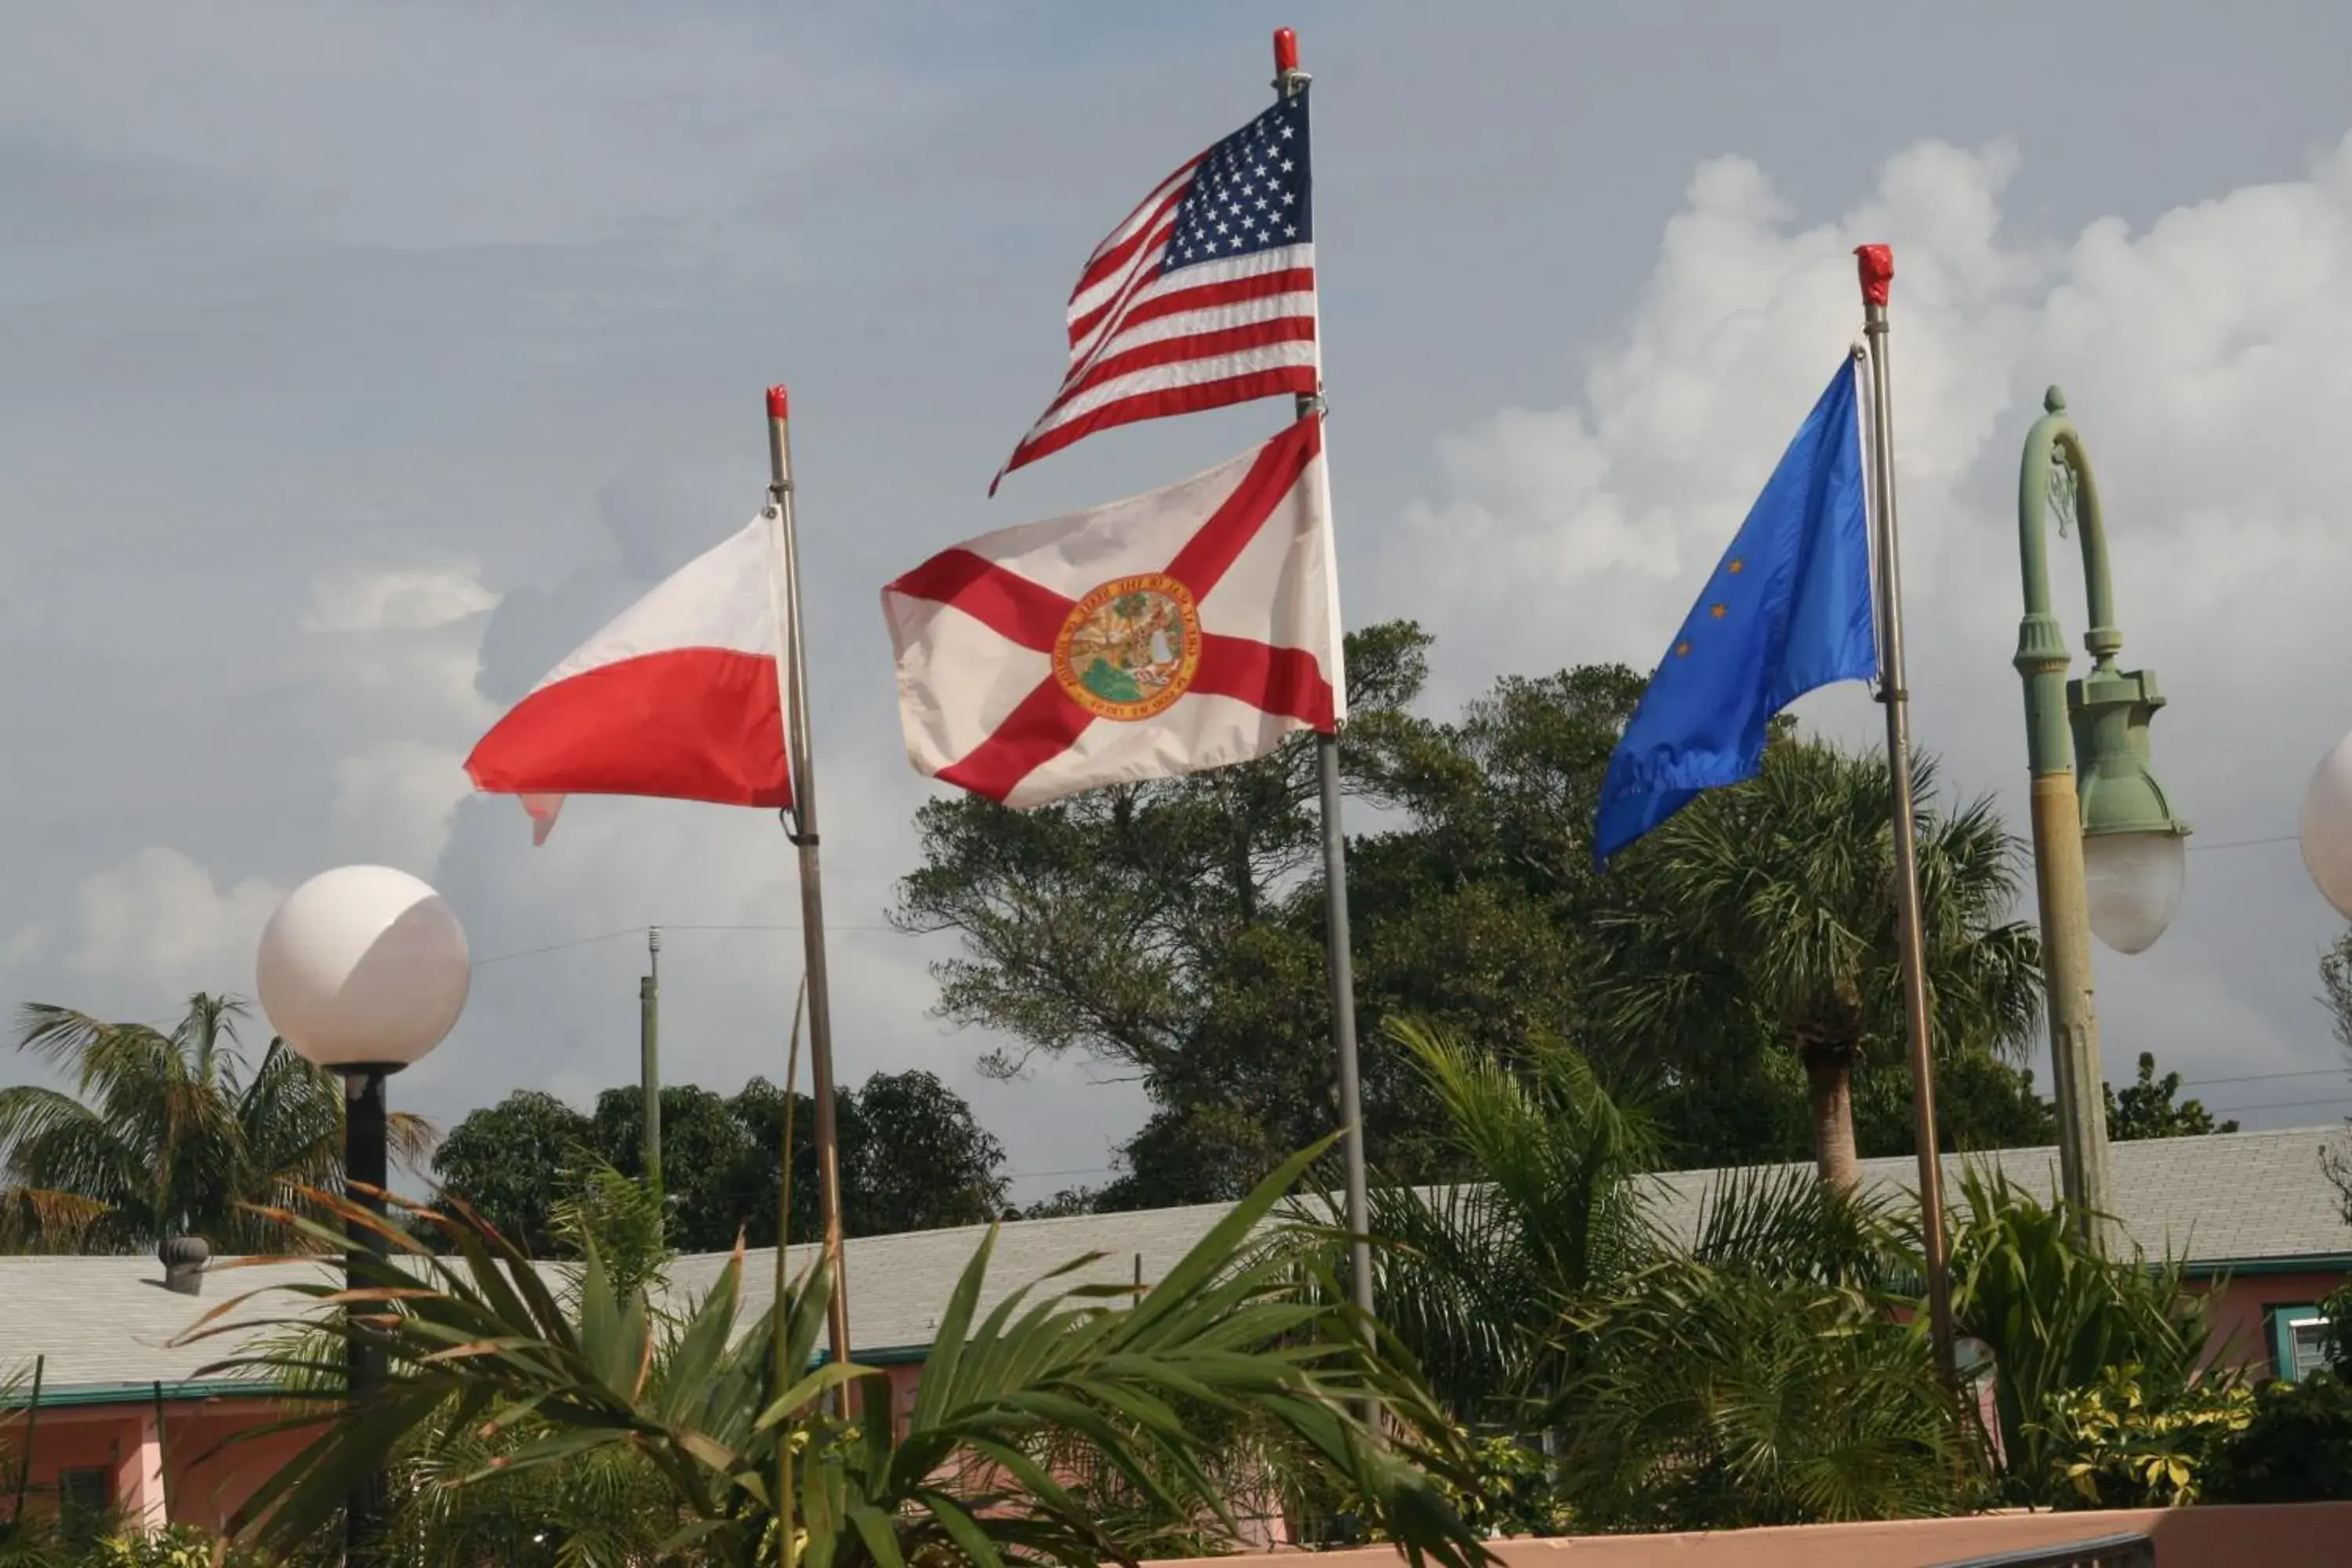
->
xmin=641 ymin=926 xmax=662 ymax=1198
xmin=1274 ymin=27 xmax=1377 ymax=1347
xmin=1855 ymin=245 xmax=1957 ymax=1385
xmin=766 ymin=384 xmax=854 ymax=1374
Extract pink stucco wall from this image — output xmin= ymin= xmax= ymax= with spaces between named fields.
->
xmin=2195 ymin=1271 xmax=2341 ymax=1374
xmin=1 ymin=1397 xmax=307 ymax=1537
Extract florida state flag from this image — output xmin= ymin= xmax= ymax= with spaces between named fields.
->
xmin=882 ymin=416 xmax=1342 ymax=808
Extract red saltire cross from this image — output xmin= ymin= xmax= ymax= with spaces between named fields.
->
xmin=886 ymin=415 xmax=1337 ymax=804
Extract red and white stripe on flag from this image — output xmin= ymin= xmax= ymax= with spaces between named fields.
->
xmin=887 ymin=416 xmax=1342 ymax=809
xmin=464 ymin=514 xmax=793 ymax=843
xmin=993 ymin=89 xmax=1318 ymax=490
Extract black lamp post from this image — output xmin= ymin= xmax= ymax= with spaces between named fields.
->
xmin=257 ymin=866 xmax=471 ymax=1561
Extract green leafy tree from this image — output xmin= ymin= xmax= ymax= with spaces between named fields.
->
xmin=896 ymin=628 xmax=1654 ymax=1207
xmin=900 ymin=632 xmax=2063 ymax=1207
xmin=2325 ymin=930 xmax=2352 ymax=1057
xmin=436 ymin=1072 xmax=1009 ymax=1256
xmin=2104 ymin=1051 xmax=2238 ymax=1141
xmin=1592 ymin=742 xmax=2043 ymax=1189
xmin=843 ymin=1069 xmax=1009 ymax=1233
xmin=720 ymin=1071 xmax=1010 ymax=1244
xmin=428 ymin=1089 xmax=596 ymax=1254
xmin=716 ymin=1074 xmax=836 ymax=1247
xmin=0 ymin=996 xmax=432 ymax=1254
xmin=1896 ymin=1051 xmax=2056 ymax=1152
xmin=591 ymin=1083 xmax=757 ymax=1250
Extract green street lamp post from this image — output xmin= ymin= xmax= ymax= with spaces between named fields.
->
xmin=2015 ymin=387 xmax=2193 ymax=1252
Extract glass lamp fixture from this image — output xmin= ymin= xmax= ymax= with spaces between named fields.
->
xmin=2082 ymin=829 xmax=2187 ymax=955
xmin=2070 ymin=664 xmax=2190 ymax=954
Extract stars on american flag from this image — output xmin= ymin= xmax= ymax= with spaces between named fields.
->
xmin=1166 ymin=92 xmax=1313 ymax=272
xmin=993 ymin=85 xmax=1319 ymax=483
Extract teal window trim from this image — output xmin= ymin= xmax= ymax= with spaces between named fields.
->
xmin=2264 ymin=1301 xmax=2329 ymax=1381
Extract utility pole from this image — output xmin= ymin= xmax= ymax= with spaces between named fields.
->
xmin=641 ymin=926 xmax=662 ymax=1197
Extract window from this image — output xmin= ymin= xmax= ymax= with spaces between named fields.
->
xmin=2265 ymin=1303 xmax=2335 ymax=1381
xmin=2285 ymin=1312 xmax=2333 ymax=1381
xmin=55 ymin=1466 xmax=108 ymax=1545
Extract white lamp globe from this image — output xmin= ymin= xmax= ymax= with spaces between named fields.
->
xmin=256 ymin=866 xmax=470 ymax=1072
xmin=2082 ymin=830 xmax=2186 ymax=956
xmin=2303 ymin=732 xmax=2352 ymax=920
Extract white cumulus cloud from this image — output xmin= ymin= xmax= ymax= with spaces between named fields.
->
xmin=333 ymin=741 xmax=475 ymax=875
xmin=1387 ymin=129 xmax=2352 ymax=1109
xmin=301 ymin=564 xmax=500 ymax=633
xmin=61 ymin=848 xmax=285 ymax=1003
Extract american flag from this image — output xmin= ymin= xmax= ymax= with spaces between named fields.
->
xmin=993 ymin=89 xmax=1316 ymax=491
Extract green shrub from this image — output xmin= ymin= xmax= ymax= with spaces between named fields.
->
xmin=2318 ymin=1279 xmax=2352 ymax=1381
xmin=1446 ymin=1434 xmax=1573 ymax=1540
xmin=2201 ymin=1374 xmax=2352 ymax=1504
xmin=1947 ymin=1166 xmax=2212 ymax=1504
xmin=2033 ymin=1367 xmax=2254 ymax=1508
xmin=64 ymin=1525 xmax=276 ymax=1568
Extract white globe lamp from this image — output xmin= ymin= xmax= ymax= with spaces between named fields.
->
xmin=2303 ymin=733 xmax=2352 ymax=920
xmin=254 ymin=864 xmax=467 ymax=1556
xmin=256 ymin=865 xmax=470 ymax=1073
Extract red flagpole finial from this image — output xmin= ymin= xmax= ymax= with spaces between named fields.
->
xmin=766 ymin=385 xmax=790 ymax=420
xmin=1273 ymin=27 xmax=1299 ymax=73
xmin=1855 ymin=244 xmax=1893 ymax=307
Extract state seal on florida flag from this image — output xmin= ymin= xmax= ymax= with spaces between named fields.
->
xmin=882 ymin=415 xmax=1343 ymax=808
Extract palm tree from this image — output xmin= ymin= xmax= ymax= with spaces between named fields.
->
xmin=1365 ymin=1018 xmax=1980 ymax=1529
xmin=1365 ymin=1019 xmax=1658 ymax=1423
xmin=1556 ymin=1252 xmax=1969 ymax=1529
xmin=1594 ymin=739 xmax=2042 ymax=1190
xmin=190 ymin=1143 xmax=1494 ymax=1568
xmin=0 ymin=994 xmax=434 ymax=1254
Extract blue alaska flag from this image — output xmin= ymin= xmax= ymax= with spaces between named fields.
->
xmin=1594 ymin=352 xmax=1878 ymax=866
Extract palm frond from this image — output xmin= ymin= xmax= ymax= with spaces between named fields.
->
xmin=1366 ymin=1020 xmax=1660 ymax=1424
xmin=194 ymin=1146 xmax=1494 ymax=1568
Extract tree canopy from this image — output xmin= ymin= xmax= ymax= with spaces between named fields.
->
xmin=2105 ymin=1051 xmax=2238 ymax=1142
xmin=431 ymin=1069 xmax=1008 ymax=1254
xmin=898 ymin=620 xmax=2210 ymax=1210
xmin=0 ymin=994 xmax=433 ymax=1254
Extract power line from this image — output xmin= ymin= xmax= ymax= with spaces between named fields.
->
xmin=2181 ymin=1066 xmax=2350 ymax=1090
xmin=1005 ymin=1163 xmax=1119 ymax=1182
xmin=2185 ymin=833 xmax=2301 ymax=855
xmin=470 ymin=930 xmax=641 ymax=967
xmin=2202 ymin=1094 xmax=2352 ymax=1117
xmin=470 ymin=920 xmax=905 ymax=967
xmin=657 ymin=922 xmax=902 ymax=935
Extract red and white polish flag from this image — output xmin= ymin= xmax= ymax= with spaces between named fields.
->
xmin=883 ymin=415 xmax=1343 ymax=809
xmin=464 ymin=514 xmax=794 ymax=843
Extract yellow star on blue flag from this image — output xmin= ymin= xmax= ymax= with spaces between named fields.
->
xmin=1595 ymin=352 xmax=1879 ymax=864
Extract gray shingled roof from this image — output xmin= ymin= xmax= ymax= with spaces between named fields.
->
xmin=6 ymin=1127 xmax=2347 ymax=1405
xmin=1644 ymin=1126 xmax=2352 ymax=1266
xmin=0 ymin=1204 xmax=1248 ymax=1403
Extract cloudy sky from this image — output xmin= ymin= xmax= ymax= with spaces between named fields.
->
xmin=7 ymin=2 xmax=2352 ymax=1205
